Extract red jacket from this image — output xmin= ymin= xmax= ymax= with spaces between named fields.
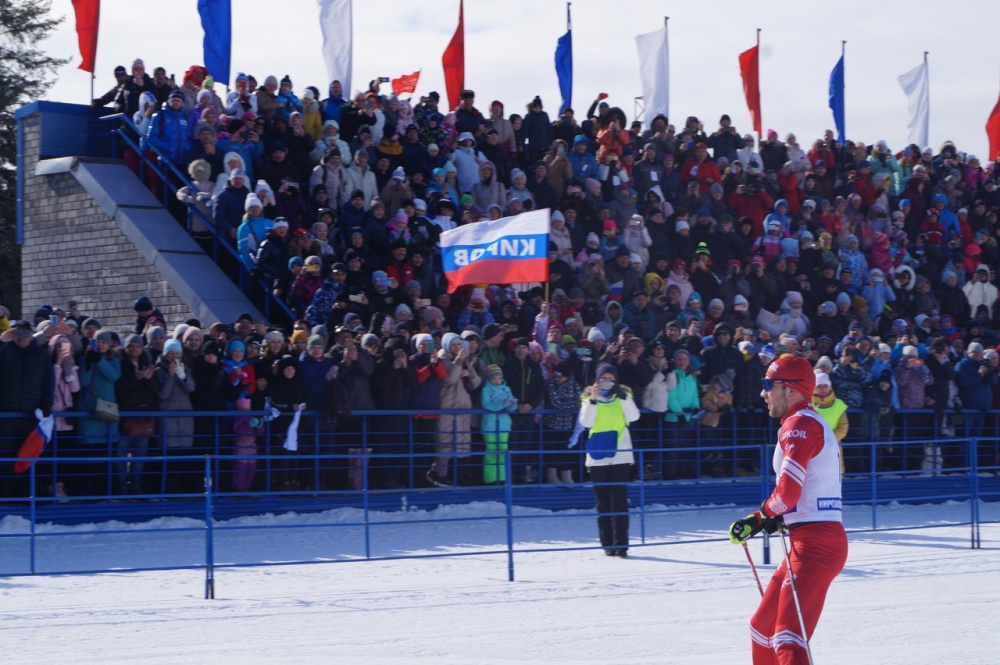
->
xmin=727 ymin=190 xmax=775 ymax=237
xmin=777 ymin=172 xmax=801 ymax=213
xmin=681 ymin=157 xmax=722 ymax=194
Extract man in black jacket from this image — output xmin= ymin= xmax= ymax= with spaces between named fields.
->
xmin=0 ymin=322 xmax=55 ymax=498
xmin=503 ymin=338 xmax=545 ymax=483
xmin=370 ymin=336 xmax=418 ymax=488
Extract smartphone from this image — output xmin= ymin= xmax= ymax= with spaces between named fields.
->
xmin=375 ymin=277 xmax=392 ymax=288
xmin=426 ymin=341 xmax=435 ymax=353
xmin=416 ymin=298 xmax=431 ymax=308
xmin=548 ymin=342 xmax=559 ymax=354
xmin=89 ymin=339 xmax=98 ymax=351
xmin=343 ymin=338 xmax=355 ymax=349
xmin=50 ymin=315 xmax=59 ymax=324
xmin=394 ymin=349 xmax=406 ymax=360
xmin=349 ymin=294 xmax=364 ymax=303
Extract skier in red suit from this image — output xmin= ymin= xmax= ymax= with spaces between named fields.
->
xmin=729 ymin=355 xmax=848 ymax=665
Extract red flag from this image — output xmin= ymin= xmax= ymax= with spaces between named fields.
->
xmin=392 ymin=70 xmax=421 ymax=97
xmin=738 ymin=45 xmax=761 ymax=137
xmin=72 ymin=0 xmax=100 ymax=74
xmin=442 ymin=0 xmax=464 ymax=112
xmin=987 ymin=88 xmax=1000 ymax=162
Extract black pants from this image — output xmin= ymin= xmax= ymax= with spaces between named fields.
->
xmin=589 ymin=463 xmax=631 ymax=551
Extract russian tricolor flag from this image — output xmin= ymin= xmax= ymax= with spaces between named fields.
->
xmin=14 ymin=409 xmax=54 ymax=473
xmin=440 ymin=209 xmax=550 ymax=293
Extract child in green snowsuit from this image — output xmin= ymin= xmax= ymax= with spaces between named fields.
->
xmin=480 ymin=365 xmax=518 ymax=483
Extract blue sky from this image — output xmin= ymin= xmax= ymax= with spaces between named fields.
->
xmin=40 ymin=0 xmax=1000 ymax=158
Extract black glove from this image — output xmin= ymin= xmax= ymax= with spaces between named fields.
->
xmin=41 ymin=406 xmax=52 ymax=418
xmin=729 ymin=511 xmax=783 ymax=544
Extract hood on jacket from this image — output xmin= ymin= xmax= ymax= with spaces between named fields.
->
xmin=893 ymin=265 xmax=916 ymax=291
xmin=223 ymin=151 xmax=248 ymax=175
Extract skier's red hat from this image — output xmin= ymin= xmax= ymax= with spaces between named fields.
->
xmin=765 ymin=355 xmax=815 ymax=399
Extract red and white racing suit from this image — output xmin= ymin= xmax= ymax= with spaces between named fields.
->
xmin=751 ymin=399 xmax=849 ymax=665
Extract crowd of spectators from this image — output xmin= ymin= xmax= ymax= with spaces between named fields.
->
xmin=12 ymin=60 xmax=1000 ymax=498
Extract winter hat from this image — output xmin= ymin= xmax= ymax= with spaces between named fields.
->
xmin=708 ymin=298 xmax=724 ymax=311
xmin=307 ymin=335 xmax=325 ymax=349
xmin=124 ymin=334 xmax=144 ymax=348
xmin=836 ymin=292 xmax=851 ymax=305
xmin=288 ymin=256 xmax=304 ymax=270
xmin=482 ymin=323 xmax=502 ymax=340
xmin=595 ymin=362 xmax=618 ymax=382
xmin=391 ymin=167 xmax=406 ymax=181
xmin=245 ymin=195 xmax=263 ymax=212
xmin=587 ymin=327 xmax=606 ymax=343
xmin=163 ymin=339 xmax=183 ymax=356
xmin=229 ymin=168 xmax=247 ymax=182
xmin=146 ymin=326 xmax=167 ymax=340
xmin=968 ymin=342 xmax=984 ymax=354
xmin=395 ymin=303 xmax=413 ymax=319
xmin=675 ymin=220 xmax=690 ymax=232
xmin=290 ymin=329 xmax=309 ymax=345
xmin=814 ymin=372 xmax=832 ymax=388
xmin=422 ymin=306 xmax=443 ymax=324
xmin=759 ymin=344 xmax=776 ymax=360
xmin=902 ymin=345 xmax=918 ymax=357
xmin=878 ymin=343 xmax=891 ymax=354
xmin=485 ymin=365 xmax=504 ymax=382
xmin=765 ymin=355 xmax=816 ymax=399
xmin=733 ymin=294 xmax=749 ymax=310
xmin=586 ymin=232 xmax=600 ymax=246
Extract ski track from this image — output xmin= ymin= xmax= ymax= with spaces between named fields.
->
xmin=0 ymin=503 xmax=997 ymax=664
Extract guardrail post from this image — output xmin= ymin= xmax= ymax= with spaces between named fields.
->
xmin=204 ymin=456 xmax=215 ymax=600
xmin=29 ymin=461 xmax=37 ymax=575
xmin=505 ymin=443 xmax=515 ymax=582
xmin=760 ymin=443 xmax=770 ymax=565
xmin=970 ymin=438 xmax=980 ymax=549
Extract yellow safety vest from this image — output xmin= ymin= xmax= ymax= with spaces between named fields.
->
xmin=815 ymin=397 xmax=847 ymax=433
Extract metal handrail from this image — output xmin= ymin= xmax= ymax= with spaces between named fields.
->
xmin=86 ymin=113 xmax=295 ymax=322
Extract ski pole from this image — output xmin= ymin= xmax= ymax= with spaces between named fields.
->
xmin=742 ymin=542 xmax=764 ymax=597
xmin=778 ymin=526 xmax=814 ymax=665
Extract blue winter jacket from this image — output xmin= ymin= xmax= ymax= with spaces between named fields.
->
xmin=141 ymin=104 xmax=192 ymax=165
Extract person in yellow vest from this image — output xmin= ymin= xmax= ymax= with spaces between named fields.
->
xmin=579 ymin=362 xmax=639 ymax=558
xmin=813 ymin=371 xmax=849 ymax=442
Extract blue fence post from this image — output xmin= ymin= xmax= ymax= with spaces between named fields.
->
xmin=970 ymin=438 xmax=980 ymax=550
xmin=870 ymin=440 xmax=878 ymax=530
xmin=505 ymin=440 xmax=515 ymax=582
xmin=204 ymin=456 xmax=215 ymax=600
xmin=363 ymin=431 xmax=372 ymax=560
xmin=638 ymin=449 xmax=646 ymax=545
xmin=760 ymin=443 xmax=770 ymax=565
xmin=29 ymin=461 xmax=37 ymax=575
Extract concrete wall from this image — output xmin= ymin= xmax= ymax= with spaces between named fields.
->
xmin=19 ymin=113 xmax=197 ymax=332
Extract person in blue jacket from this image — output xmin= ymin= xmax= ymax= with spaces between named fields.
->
xmin=236 ymin=195 xmax=273 ymax=273
xmin=141 ymin=90 xmax=191 ymax=165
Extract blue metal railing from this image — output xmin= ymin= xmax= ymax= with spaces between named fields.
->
xmin=85 ymin=112 xmax=295 ymax=322
xmin=0 ymin=407 xmax=996 ymax=596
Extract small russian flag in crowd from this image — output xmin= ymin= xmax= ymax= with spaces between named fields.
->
xmin=439 ymin=209 xmax=550 ymax=292
xmin=14 ymin=409 xmax=54 ymax=473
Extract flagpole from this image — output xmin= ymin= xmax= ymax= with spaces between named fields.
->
xmin=567 ymin=2 xmax=571 ymax=30
xmin=756 ymin=28 xmax=761 ymax=141
xmin=842 ymin=40 xmax=846 ymax=140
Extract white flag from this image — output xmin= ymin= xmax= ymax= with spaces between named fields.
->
xmin=635 ymin=26 xmax=669 ymax=124
xmin=318 ymin=0 xmax=353 ymax=96
xmin=898 ymin=60 xmax=929 ymax=149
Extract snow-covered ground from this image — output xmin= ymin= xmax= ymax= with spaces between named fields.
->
xmin=1 ymin=501 xmax=998 ymax=664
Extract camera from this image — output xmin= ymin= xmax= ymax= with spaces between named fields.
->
xmin=394 ymin=349 xmax=406 ymax=360
xmin=379 ymin=76 xmax=390 ymax=83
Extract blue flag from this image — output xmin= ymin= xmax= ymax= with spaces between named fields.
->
xmin=828 ymin=55 xmax=845 ymax=143
xmin=198 ymin=0 xmax=231 ymax=85
xmin=555 ymin=29 xmax=572 ymax=114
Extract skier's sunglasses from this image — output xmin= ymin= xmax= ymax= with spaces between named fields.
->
xmin=762 ymin=378 xmax=802 ymax=392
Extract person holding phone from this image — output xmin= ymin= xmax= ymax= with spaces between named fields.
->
xmin=579 ymin=363 xmax=639 ymax=557
xmin=409 ymin=334 xmax=450 ymax=486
